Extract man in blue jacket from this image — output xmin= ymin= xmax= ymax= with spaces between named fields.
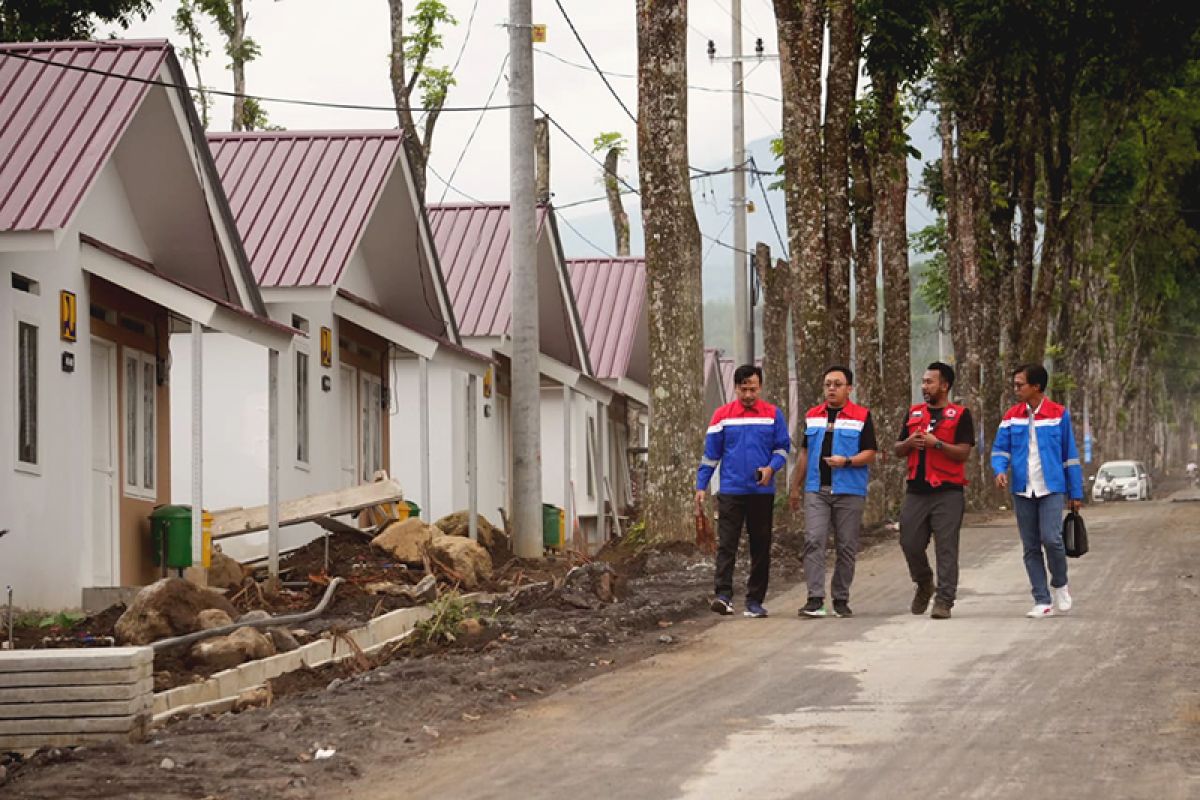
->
xmin=991 ymin=363 xmax=1084 ymax=618
xmin=696 ymin=364 xmax=790 ymax=618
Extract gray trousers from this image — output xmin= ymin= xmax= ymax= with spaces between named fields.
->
xmin=803 ymin=491 xmax=866 ymax=602
xmin=899 ymin=490 xmax=965 ymax=605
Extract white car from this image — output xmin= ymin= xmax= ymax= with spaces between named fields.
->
xmin=1091 ymin=460 xmax=1152 ymax=502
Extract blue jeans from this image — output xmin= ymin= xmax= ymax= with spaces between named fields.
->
xmin=1012 ymin=493 xmax=1068 ymax=605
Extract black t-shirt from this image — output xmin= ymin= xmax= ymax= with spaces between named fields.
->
xmin=897 ymin=406 xmax=976 ymax=493
xmin=802 ymin=407 xmax=878 ymax=487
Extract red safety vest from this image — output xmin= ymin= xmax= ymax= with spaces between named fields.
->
xmin=904 ymin=402 xmax=969 ymax=487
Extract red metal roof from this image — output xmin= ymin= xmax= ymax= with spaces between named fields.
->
xmin=427 ymin=203 xmax=550 ymax=338
xmin=0 ymin=40 xmax=168 ymax=232
xmin=567 ymin=257 xmax=645 ymax=381
xmin=208 ymin=131 xmax=403 ymax=287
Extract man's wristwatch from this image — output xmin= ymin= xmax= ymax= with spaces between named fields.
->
xmin=934 ymin=439 xmax=943 ymax=450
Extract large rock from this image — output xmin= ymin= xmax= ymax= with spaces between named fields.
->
xmin=426 ymin=535 xmax=493 ymax=590
xmin=115 ymin=577 xmax=239 ymax=645
xmin=188 ymin=626 xmax=276 ymax=671
xmin=560 ymin=563 xmax=619 ymax=610
xmin=372 ymin=518 xmax=440 ymax=564
xmin=433 ymin=511 xmax=507 ymax=553
xmin=197 ymin=609 xmax=234 ymax=630
xmin=207 ymin=550 xmax=247 ymax=590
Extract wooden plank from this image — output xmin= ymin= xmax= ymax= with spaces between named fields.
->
xmin=0 ymin=731 xmax=141 ymax=749
xmin=0 ymin=695 xmax=151 ymax=719
xmin=0 ymin=677 xmax=153 ymax=704
xmin=0 ymin=715 xmax=144 ymax=734
xmin=211 ymin=479 xmax=403 ymax=538
xmin=1 ymin=663 xmax=152 ymax=687
xmin=0 ymin=647 xmax=151 ymax=673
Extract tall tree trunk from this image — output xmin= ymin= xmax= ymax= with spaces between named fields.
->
xmin=774 ymin=0 xmax=828 ymax=404
xmin=604 ymin=148 xmax=631 ymax=256
xmin=876 ymin=77 xmax=911 ymax=516
xmin=230 ymin=0 xmax=246 ymax=131
xmin=755 ymin=243 xmax=790 ymax=519
xmin=637 ymin=0 xmax=704 ymax=541
xmin=849 ymin=121 xmax=879 ymax=409
xmin=389 ymin=0 xmax=429 ymax=201
xmin=823 ymin=0 xmax=855 ymax=367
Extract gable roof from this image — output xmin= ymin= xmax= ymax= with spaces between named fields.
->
xmin=208 ymin=131 xmax=406 ymax=288
xmin=0 ymin=40 xmax=168 ymax=233
xmin=427 ymin=202 xmax=589 ymax=371
xmin=567 ymin=257 xmax=646 ymax=382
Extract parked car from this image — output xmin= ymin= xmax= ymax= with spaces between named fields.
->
xmin=1091 ymin=460 xmax=1152 ymax=502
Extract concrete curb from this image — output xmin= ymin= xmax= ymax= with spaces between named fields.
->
xmin=150 ymin=604 xmax=434 ymax=722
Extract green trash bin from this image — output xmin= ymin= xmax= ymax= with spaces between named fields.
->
xmin=151 ymin=505 xmax=195 ymax=569
xmin=542 ymin=504 xmax=565 ymax=550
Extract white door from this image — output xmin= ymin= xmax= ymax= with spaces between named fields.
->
xmin=90 ymin=340 xmax=119 ymax=586
xmin=360 ymin=372 xmax=384 ymax=482
xmin=339 ymin=364 xmax=358 ymax=488
xmin=496 ymin=394 xmax=511 ymax=512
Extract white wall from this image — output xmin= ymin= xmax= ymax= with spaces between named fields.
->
xmin=388 ymin=358 xmax=468 ymax=522
xmin=169 ymin=298 xmax=345 ymax=562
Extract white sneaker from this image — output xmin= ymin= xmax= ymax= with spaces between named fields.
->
xmin=1052 ymin=585 xmax=1073 ymax=613
xmin=1026 ymin=604 xmax=1056 ymax=618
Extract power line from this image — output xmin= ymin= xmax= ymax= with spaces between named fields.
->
xmin=538 ymin=108 xmax=642 ymax=195
xmin=552 ymin=0 xmax=638 ymax=125
xmin=427 ymin=163 xmax=487 ymax=204
xmin=0 ymin=48 xmax=523 ymax=115
xmin=534 ymin=48 xmax=782 ymax=103
xmin=437 ymin=53 xmax=510 ymax=205
xmin=749 ymin=156 xmax=788 ymax=258
xmin=557 ymin=213 xmax=616 ymax=258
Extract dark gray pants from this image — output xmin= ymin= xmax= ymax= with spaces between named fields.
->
xmin=803 ymin=491 xmax=865 ymax=602
xmin=899 ymin=490 xmax=965 ymax=605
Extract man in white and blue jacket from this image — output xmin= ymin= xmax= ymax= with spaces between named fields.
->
xmin=991 ymin=363 xmax=1084 ymax=619
xmin=696 ymin=364 xmax=790 ymax=618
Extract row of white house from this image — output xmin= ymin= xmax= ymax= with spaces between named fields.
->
xmin=0 ymin=39 xmax=648 ymax=609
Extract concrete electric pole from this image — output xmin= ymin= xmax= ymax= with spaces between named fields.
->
xmin=509 ymin=0 xmax=543 ymax=558
xmin=730 ymin=0 xmax=751 ymax=367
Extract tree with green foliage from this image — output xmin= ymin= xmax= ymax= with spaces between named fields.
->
xmin=593 ymin=131 xmax=631 ymax=256
xmin=173 ymin=0 xmax=212 ymax=129
xmin=388 ymin=0 xmax=458 ymax=201
xmin=193 ymin=0 xmax=278 ymax=131
xmin=0 ymin=0 xmax=151 ymax=42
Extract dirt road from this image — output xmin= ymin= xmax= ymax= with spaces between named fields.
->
xmin=352 ymin=498 xmax=1200 ymax=799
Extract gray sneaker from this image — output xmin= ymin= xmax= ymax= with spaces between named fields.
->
xmin=930 ymin=599 xmax=952 ymax=619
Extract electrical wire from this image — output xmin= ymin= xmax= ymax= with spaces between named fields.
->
xmin=552 ymin=0 xmax=638 ymax=125
xmin=0 ymin=48 xmax=524 ymax=114
xmin=557 ymin=214 xmax=616 ymax=258
xmin=427 ymin=163 xmax=487 ymax=204
xmin=437 ymin=53 xmax=510 ymax=205
xmin=749 ymin=155 xmax=788 ymax=258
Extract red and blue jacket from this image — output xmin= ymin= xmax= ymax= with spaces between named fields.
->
xmin=697 ymin=399 xmax=790 ymax=495
xmin=990 ymin=398 xmax=1084 ymax=499
xmin=802 ymin=401 xmax=872 ymax=496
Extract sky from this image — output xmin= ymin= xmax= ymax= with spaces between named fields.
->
xmin=116 ymin=0 xmax=937 ymax=304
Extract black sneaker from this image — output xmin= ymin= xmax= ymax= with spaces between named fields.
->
xmin=710 ymin=594 xmax=734 ymax=615
xmin=832 ymin=601 xmax=853 ymax=618
xmin=799 ymin=597 xmax=827 ymax=617
xmin=911 ymin=580 xmax=935 ymax=615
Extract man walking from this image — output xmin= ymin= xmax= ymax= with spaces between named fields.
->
xmin=697 ymin=364 xmax=790 ymax=618
xmin=789 ymin=366 xmax=877 ymax=618
xmin=991 ymin=363 xmax=1084 ymax=618
xmin=894 ymin=362 xmax=975 ymax=620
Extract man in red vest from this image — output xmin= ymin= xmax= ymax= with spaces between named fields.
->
xmin=893 ymin=362 xmax=975 ymax=619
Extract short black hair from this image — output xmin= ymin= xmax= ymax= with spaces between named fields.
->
xmin=927 ymin=361 xmax=955 ymax=389
xmin=824 ymin=365 xmax=854 ymax=385
xmin=1013 ymin=363 xmax=1049 ymax=392
xmin=733 ymin=364 xmax=763 ymax=386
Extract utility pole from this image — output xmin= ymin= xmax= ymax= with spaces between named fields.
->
xmin=509 ymin=0 xmax=542 ymax=558
xmin=731 ymin=0 xmax=750 ymax=366
xmin=711 ymin=27 xmax=777 ymax=366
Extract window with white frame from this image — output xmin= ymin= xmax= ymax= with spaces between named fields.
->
xmin=15 ymin=318 xmax=38 ymax=470
xmin=296 ymin=351 xmax=310 ymax=464
xmin=360 ymin=373 xmax=384 ymax=482
xmin=123 ymin=349 xmax=157 ymax=498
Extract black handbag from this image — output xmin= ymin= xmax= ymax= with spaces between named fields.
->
xmin=1062 ymin=511 xmax=1089 ymax=558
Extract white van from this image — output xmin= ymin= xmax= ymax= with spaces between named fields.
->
xmin=1091 ymin=460 xmax=1152 ymax=502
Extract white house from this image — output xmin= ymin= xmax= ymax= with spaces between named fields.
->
xmin=171 ymin=131 xmax=490 ymax=562
xmin=0 ymin=40 xmax=293 ymax=609
xmin=567 ymin=257 xmax=649 ymax=522
xmin=400 ymin=203 xmax=613 ymax=545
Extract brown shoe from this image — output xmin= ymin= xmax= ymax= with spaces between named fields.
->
xmin=911 ymin=580 xmax=934 ymax=615
xmin=931 ymin=599 xmax=952 ymax=619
